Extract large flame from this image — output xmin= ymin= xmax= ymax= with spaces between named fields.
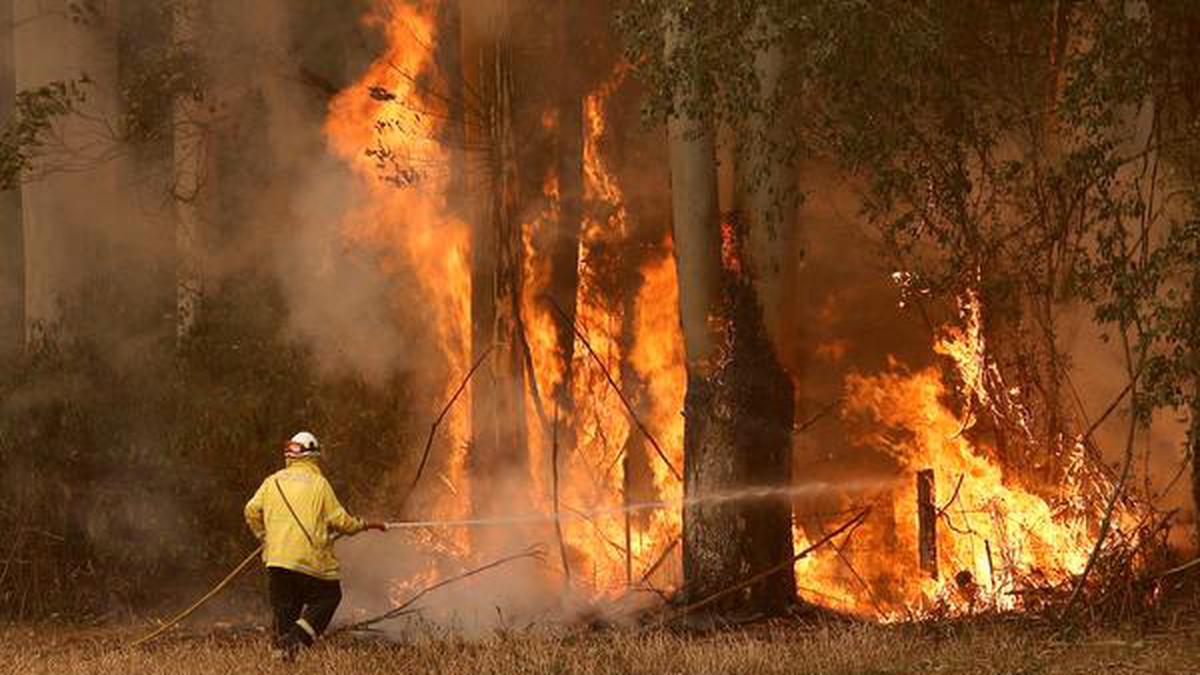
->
xmin=324 ymin=0 xmax=1133 ymax=622
xmin=795 ymin=296 xmax=1127 ymax=618
xmin=324 ymin=4 xmax=472 ymax=533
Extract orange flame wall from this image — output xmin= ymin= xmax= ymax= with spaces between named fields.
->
xmin=325 ymin=3 xmax=472 ymax=534
xmin=325 ymin=0 xmax=1134 ymax=620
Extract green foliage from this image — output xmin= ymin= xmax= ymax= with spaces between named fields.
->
xmin=0 ymin=80 xmax=89 ymax=191
xmin=621 ymin=0 xmax=1200 ymax=440
xmin=118 ymin=2 xmax=207 ymax=145
xmin=0 ymin=276 xmax=415 ymax=620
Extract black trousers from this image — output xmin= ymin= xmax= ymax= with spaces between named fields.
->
xmin=267 ymin=566 xmax=343 ymax=648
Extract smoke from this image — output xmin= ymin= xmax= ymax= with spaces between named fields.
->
xmin=6 ymin=0 xmax=1194 ymax=626
xmin=781 ymin=158 xmax=1195 ymax=549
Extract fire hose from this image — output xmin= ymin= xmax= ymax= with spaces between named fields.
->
xmin=127 ymin=544 xmax=263 ymax=649
xmin=126 ymin=481 xmax=883 ymax=649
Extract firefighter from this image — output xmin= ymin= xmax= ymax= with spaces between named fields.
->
xmin=244 ymin=431 xmax=386 ymax=658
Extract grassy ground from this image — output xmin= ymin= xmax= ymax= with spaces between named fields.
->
xmin=3 ymin=619 xmax=1198 ymax=675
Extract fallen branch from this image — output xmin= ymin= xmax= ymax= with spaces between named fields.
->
xmin=793 ymin=399 xmax=841 ymax=434
xmin=1152 ymin=556 xmax=1200 ymax=581
xmin=339 ymin=546 xmax=545 ymax=633
xmin=935 ymin=474 xmax=965 ymax=519
xmin=1063 ymin=328 xmax=1141 ymax=616
xmin=659 ymin=507 xmax=872 ymax=623
xmin=547 ymin=300 xmax=682 ymax=482
xmin=551 ymin=404 xmax=571 ymax=584
xmin=400 ymin=344 xmax=494 ymax=512
xmin=639 ymin=537 xmax=680 ymax=586
xmin=128 ymin=544 xmax=263 ymax=649
xmin=820 ymin=516 xmax=888 ymax=621
xmin=517 ymin=315 xmax=553 ymax=438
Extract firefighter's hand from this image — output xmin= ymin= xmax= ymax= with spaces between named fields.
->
xmin=363 ymin=521 xmax=388 ymax=532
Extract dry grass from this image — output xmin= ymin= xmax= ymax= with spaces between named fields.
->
xmin=3 ymin=619 xmax=1199 ymax=675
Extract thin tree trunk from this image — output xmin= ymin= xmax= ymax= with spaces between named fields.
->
xmin=0 ymin=0 xmax=22 ymax=354
xmin=466 ymin=0 xmax=529 ymax=544
xmin=550 ymin=0 xmax=583 ymax=421
xmin=1190 ymin=267 xmax=1200 ymax=549
xmin=438 ymin=0 xmax=465 ymax=202
xmin=15 ymin=0 xmax=121 ymax=341
xmin=174 ymin=0 xmax=205 ymax=343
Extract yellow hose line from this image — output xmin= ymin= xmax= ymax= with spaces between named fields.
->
xmin=127 ymin=544 xmax=263 ymax=649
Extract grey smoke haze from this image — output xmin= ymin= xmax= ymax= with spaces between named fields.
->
xmin=6 ymin=0 xmax=1194 ymax=630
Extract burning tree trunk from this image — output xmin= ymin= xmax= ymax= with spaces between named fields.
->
xmin=736 ymin=7 xmax=798 ymax=611
xmin=465 ymin=1 xmax=530 ymax=535
xmin=0 ymin=0 xmax=21 ymax=354
xmin=549 ymin=0 xmax=584 ymax=427
xmin=666 ymin=8 xmax=796 ymax=616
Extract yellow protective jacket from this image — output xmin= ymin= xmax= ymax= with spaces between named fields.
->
xmin=244 ymin=458 xmax=365 ymax=580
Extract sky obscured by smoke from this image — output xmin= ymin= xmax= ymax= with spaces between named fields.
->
xmin=7 ymin=0 xmax=1194 ymax=629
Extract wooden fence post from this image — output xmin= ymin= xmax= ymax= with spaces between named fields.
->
xmin=917 ymin=469 xmax=938 ymax=579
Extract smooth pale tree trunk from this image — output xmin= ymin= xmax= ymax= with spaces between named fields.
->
xmin=15 ymin=0 xmax=121 ymax=342
xmin=664 ymin=8 xmax=731 ymax=608
xmin=1168 ymin=3 xmax=1200 ymax=549
xmin=742 ymin=8 xmax=794 ymax=346
xmin=0 ymin=0 xmax=22 ymax=355
xmin=667 ymin=6 xmax=795 ymax=616
xmin=1191 ymin=267 xmax=1200 ymax=549
xmin=173 ymin=0 xmax=205 ymax=343
xmin=735 ymin=6 xmax=797 ymax=613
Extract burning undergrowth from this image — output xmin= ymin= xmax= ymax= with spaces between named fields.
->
xmin=318 ymin=0 xmax=1161 ymax=633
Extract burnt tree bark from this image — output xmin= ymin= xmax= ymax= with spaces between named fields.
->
xmin=667 ymin=8 xmax=796 ymax=616
xmin=737 ymin=6 xmax=798 ymax=612
xmin=916 ymin=469 xmax=938 ymax=579
xmin=465 ymin=0 xmax=530 ymax=538
xmin=549 ymin=0 xmax=584 ymax=425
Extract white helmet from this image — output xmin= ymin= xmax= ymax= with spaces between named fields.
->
xmin=285 ymin=431 xmax=321 ymax=458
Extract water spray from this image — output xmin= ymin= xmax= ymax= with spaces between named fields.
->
xmin=381 ymin=478 xmax=896 ymax=531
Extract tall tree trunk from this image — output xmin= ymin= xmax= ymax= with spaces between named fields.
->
xmin=15 ymin=0 xmax=121 ymax=341
xmin=438 ymin=0 xmax=465 ymax=204
xmin=742 ymin=8 xmax=794 ymax=346
xmin=466 ymin=0 xmax=529 ymax=544
xmin=1191 ymin=267 xmax=1200 ymax=549
xmin=549 ymin=0 xmax=583 ymax=425
xmin=736 ymin=5 xmax=797 ymax=613
xmin=173 ymin=0 xmax=205 ymax=343
xmin=667 ymin=6 xmax=795 ymax=616
xmin=1171 ymin=4 xmax=1200 ymax=549
xmin=0 ymin=0 xmax=22 ymax=355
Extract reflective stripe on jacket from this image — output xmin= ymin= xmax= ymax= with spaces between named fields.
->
xmin=244 ymin=458 xmax=365 ymax=580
